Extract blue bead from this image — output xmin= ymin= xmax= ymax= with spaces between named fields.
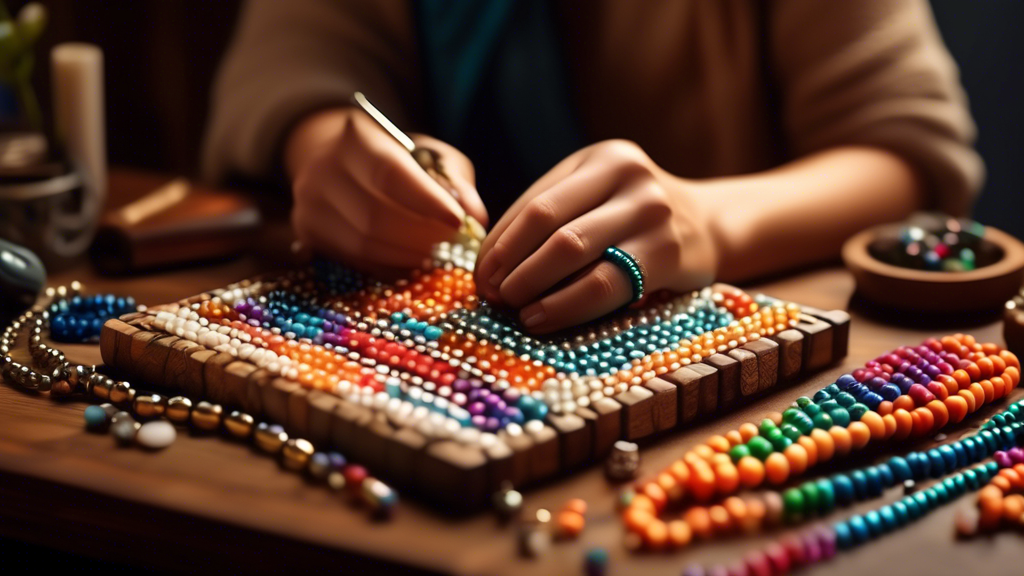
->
xmin=861 ymin=391 xmax=883 ymax=409
xmin=980 ymin=430 xmax=998 ymax=453
xmin=903 ymin=496 xmax=921 ymax=520
xmin=864 ymin=467 xmax=883 ymax=496
xmin=889 ymin=456 xmax=912 ymax=482
xmin=951 ymin=442 xmax=968 ymax=468
xmin=879 ymin=384 xmax=901 ymax=401
xmin=835 ymin=522 xmax=853 ymax=549
xmin=924 ymin=488 xmax=940 ymax=506
xmin=850 ymin=470 xmax=868 ymax=499
xmin=864 ymin=510 xmax=884 ymax=536
xmin=836 ymin=374 xmax=858 ymax=390
xmin=932 ymin=483 xmax=949 ymax=503
xmin=938 ymin=445 xmax=958 ymax=471
xmin=927 ymin=449 xmax=946 ymax=477
xmin=912 ymin=491 xmax=930 ymax=512
xmin=832 ymin=474 xmax=855 ymax=505
xmin=848 ymin=515 xmax=870 ymax=543
xmin=877 ymin=463 xmax=895 ymax=487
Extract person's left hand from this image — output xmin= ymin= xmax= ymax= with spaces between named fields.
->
xmin=474 ymin=139 xmax=719 ymax=334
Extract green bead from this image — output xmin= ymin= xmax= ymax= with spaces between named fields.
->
xmin=796 ymin=396 xmax=812 ymax=408
xmin=780 ymin=424 xmax=803 ymax=441
xmin=783 ymin=408 xmax=803 ymax=424
xmin=829 ymin=407 xmax=851 ymax=427
xmin=835 ymin=392 xmax=856 ymax=408
xmin=816 ymin=478 xmax=836 ymax=513
xmin=848 ymin=403 xmax=869 ymax=421
xmin=729 ymin=444 xmax=751 ymax=463
xmin=802 ymin=403 xmax=822 ymax=418
xmin=747 ymin=436 xmax=775 ymax=460
xmin=813 ymin=412 xmax=834 ymax=430
xmin=766 ymin=428 xmax=792 ymax=451
xmin=783 ymin=488 xmax=805 ymax=519
xmin=759 ymin=418 xmax=778 ymax=437
xmin=823 ymin=384 xmax=841 ymax=396
xmin=801 ymin=481 xmax=821 ymax=514
xmin=819 ymin=399 xmax=841 ymax=413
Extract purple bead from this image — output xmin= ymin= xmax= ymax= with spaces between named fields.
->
xmin=924 ymin=364 xmax=942 ymax=379
xmin=897 ymin=361 xmax=912 ymax=374
xmin=505 ymin=407 xmax=524 ymax=424
xmin=816 ymin=526 xmax=837 ymax=559
xmin=994 ymin=451 xmax=1013 ymax=469
xmin=906 ymin=366 xmax=922 ymax=380
xmin=470 ymin=414 xmax=487 ymax=428
xmin=250 ymin=306 xmax=263 ymax=320
xmin=453 ymin=379 xmax=472 ymax=393
xmin=484 ymin=394 xmax=501 ymax=407
xmin=483 ymin=416 xmax=500 ymax=432
xmin=803 ymin=531 xmax=822 ymax=563
xmin=469 ymin=379 xmax=484 ymax=389
xmin=235 ymin=302 xmax=252 ymax=314
xmin=866 ymin=377 xmax=887 ymax=390
xmin=1009 ymin=447 xmax=1024 ymax=464
xmin=468 ymin=389 xmax=485 ymax=402
xmin=467 ymin=401 xmax=486 ymax=416
xmin=937 ymin=361 xmax=954 ymax=375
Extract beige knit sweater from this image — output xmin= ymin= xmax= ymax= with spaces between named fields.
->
xmin=203 ymin=0 xmax=982 ymax=214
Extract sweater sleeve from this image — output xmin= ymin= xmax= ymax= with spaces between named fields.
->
xmin=200 ymin=0 xmax=421 ymax=184
xmin=770 ymin=0 xmax=983 ymax=215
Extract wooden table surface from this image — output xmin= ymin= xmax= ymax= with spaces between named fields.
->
xmin=1 ymin=171 xmax=1020 ymax=575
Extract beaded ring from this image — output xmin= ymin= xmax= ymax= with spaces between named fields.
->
xmin=603 ymin=246 xmax=646 ymax=303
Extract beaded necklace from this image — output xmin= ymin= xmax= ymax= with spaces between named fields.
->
xmin=0 ymin=284 xmax=398 ymax=518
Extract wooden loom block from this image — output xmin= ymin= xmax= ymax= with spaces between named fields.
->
xmin=306 ymin=391 xmax=340 ymax=446
xmin=219 ymin=361 xmax=256 ymax=410
xmin=546 ymin=412 xmax=591 ymax=471
xmin=615 ymin=385 xmax=654 ymax=440
xmin=420 ymin=441 xmax=488 ymax=514
xmin=795 ymin=314 xmax=833 ymax=372
xmin=482 ymin=438 xmax=515 ymax=491
xmin=135 ymin=334 xmax=176 ymax=386
xmin=743 ymin=338 xmax=779 ymax=393
xmin=99 ymin=319 xmax=132 ymax=367
xmin=387 ymin=427 xmax=427 ymax=486
xmin=243 ymin=368 xmax=274 ymax=416
xmin=497 ymin=429 xmax=535 ymax=488
xmin=287 ymin=385 xmax=311 ymax=440
xmin=644 ymin=378 xmax=678 ymax=432
xmin=202 ymin=352 xmax=238 ymax=407
xmin=524 ymin=423 xmax=560 ymax=482
xmin=125 ymin=330 xmax=160 ymax=378
xmin=361 ymin=413 xmax=395 ymax=471
xmin=664 ymin=364 xmax=704 ymax=423
xmin=728 ymin=347 xmax=759 ymax=397
xmin=330 ymin=400 xmax=374 ymax=465
xmin=263 ymin=377 xmax=299 ymax=430
xmin=577 ymin=397 xmax=621 ymax=457
xmin=181 ymin=348 xmax=216 ymax=400
xmin=804 ymin=307 xmax=851 ymax=362
xmin=775 ymin=329 xmax=804 ymax=382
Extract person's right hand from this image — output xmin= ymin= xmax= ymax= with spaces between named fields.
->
xmin=286 ymin=107 xmax=487 ymax=278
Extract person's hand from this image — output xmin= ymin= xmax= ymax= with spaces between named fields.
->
xmin=474 ymin=140 xmax=718 ymax=334
xmin=288 ymin=107 xmax=488 ymax=278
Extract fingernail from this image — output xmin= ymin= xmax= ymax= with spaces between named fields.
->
xmin=521 ymin=304 xmax=546 ymax=328
xmin=488 ymin=267 xmax=505 ymax=288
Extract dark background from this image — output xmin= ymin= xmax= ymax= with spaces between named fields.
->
xmin=18 ymin=0 xmax=1024 ymax=238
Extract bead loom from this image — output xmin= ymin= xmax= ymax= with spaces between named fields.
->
xmin=99 ymin=239 xmax=849 ymax=512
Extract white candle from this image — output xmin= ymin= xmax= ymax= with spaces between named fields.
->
xmin=51 ymin=43 xmax=106 ymax=228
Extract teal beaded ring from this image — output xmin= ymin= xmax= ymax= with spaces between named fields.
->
xmin=603 ymin=246 xmax=646 ymax=303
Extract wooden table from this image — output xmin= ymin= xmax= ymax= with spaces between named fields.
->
xmin=1 ymin=171 xmax=1020 ymax=575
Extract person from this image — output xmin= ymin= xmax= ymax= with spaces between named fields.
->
xmin=202 ymin=0 xmax=982 ymax=334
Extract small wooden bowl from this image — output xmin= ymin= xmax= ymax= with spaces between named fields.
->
xmin=842 ymin=223 xmax=1024 ymax=314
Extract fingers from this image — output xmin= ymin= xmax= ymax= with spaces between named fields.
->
xmin=496 ymin=195 xmax=653 ymax=308
xmin=410 ymin=134 xmax=489 ymax=227
xmin=518 ymin=256 xmax=636 ymax=334
xmin=339 ymin=113 xmax=464 ymax=229
xmin=475 ymin=164 xmax=616 ymax=302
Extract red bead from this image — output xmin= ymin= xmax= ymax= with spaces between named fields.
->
xmin=343 ymin=464 xmax=368 ymax=489
xmin=764 ymin=542 xmax=791 ymax=575
xmin=744 ymin=550 xmax=772 ymax=576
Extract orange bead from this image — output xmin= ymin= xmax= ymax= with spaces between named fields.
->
xmin=688 ymin=461 xmax=718 ymax=502
xmin=810 ymin=428 xmax=836 ymax=462
xmin=764 ymin=452 xmax=791 ymax=485
xmin=979 ymin=380 xmax=996 ymax=404
xmin=911 ymin=407 xmax=936 ymax=437
xmin=967 ymin=382 xmax=986 ymax=408
xmin=657 ymin=472 xmax=682 ymax=501
xmin=860 ymin=411 xmax=886 ymax=441
xmin=881 ymin=414 xmax=897 ymax=439
xmin=737 ymin=456 xmax=766 ymax=489
xmin=991 ymin=376 xmax=1007 ymax=400
xmin=706 ymin=435 xmax=732 ymax=453
xmin=935 ymin=374 xmax=959 ymax=397
xmin=667 ymin=519 xmax=693 ymax=549
xmin=783 ymin=443 xmax=809 ymax=477
xmin=990 ymin=476 xmax=1012 ymax=494
xmin=630 ymin=494 xmax=656 ymax=514
xmin=890 ymin=409 xmax=913 ymax=440
xmin=876 ymin=401 xmax=893 ymax=416
xmin=641 ymin=482 xmax=668 ymax=512
xmin=951 ymin=369 xmax=972 ymax=390
xmin=723 ymin=496 xmax=748 ymax=523
xmin=963 ymin=361 xmax=981 ymax=382
xmin=724 ymin=430 xmax=744 ymax=447
xmin=643 ymin=519 xmax=669 ymax=550
xmin=958 ymin=389 xmax=978 ymax=414
xmin=1000 ymin=468 xmax=1024 ymax=490
xmin=692 ymin=444 xmax=716 ymax=462
xmin=1005 ymin=366 xmax=1020 ymax=389
xmin=556 ymin=510 xmax=586 ymax=539
xmin=892 ymin=395 xmax=916 ymax=413
xmin=925 ymin=399 xmax=949 ymax=430
xmin=668 ymin=460 xmax=691 ymax=486
xmin=797 ymin=435 xmax=819 ymax=468
xmin=1003 ymin=494 xmax=1024 ymax=523
xmin=623 ymin=507 xmax=654 ymax=533
xmin=738 ymin=422 xmax=760 ymax=442
xmin=829 ymin=426 xmax=853 ymax=456
xmin=564 ymin=498 xmax=588 ymax=516
xmin=977 ymin=357 xmax=995 ymax=379
xmin=683 ymin=507 xmax=714 ymax=540
xmin=714 ymin=461 xmax=740 ymax=496
xmin=847 ymin=421 xmax=871 ymax=450
xmin=1000 ymin=350 xmax=1020 ymax=371
xmin=710 ymin=453 xmax=733 ymax=468
xmin=944 ymin=394 xmax=969 ymax=424
xmin=709 ymin=504 xmax=732 ymax=533
xmin=989 ymin=354 xmax=1007 ymax=375
xmin=766 ymin=411 xmax=783 ymax=426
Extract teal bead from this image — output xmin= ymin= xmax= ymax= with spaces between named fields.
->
xmin=802 ymin=403 xmax=822 ymax=418
xmin=891 ymin=500 xmax=909 ymax=525
xmin=848 ymin=403 xmax=869 ymax=421
xmin=903 ymin=496 xmax=921 ymax=520
xmin=812 ymin=412 xmax=834 ymax=430
xmin=963 ymin=468 xmax=979 ymax=489
xmin=819 ymin=399 xmax=841 ymax=413
xmin=912 ymin=491 xmax=930 ymax=512
xmin=84 ymin=405 xmax=108 ymax=430
xmin=848 ymin=515 xmax=870 ymax=544
xmin=816 ymin=478 xmax=836 ymax=512
xmin=832 ymin=474 xmax=855 ymax=504
xmin=747 ymin=436 xmax=775 ymax=460
xmin=835 ymin=522 xmax=853 ymax=549
xmin=423 ymin=325 xmax=444 ymax=340
xmin=850 ymin=470 xmax=868 ymax=499
xmin=829 ymin=407 xmax=851 ymax=427
xmin=835 ymin=391 xmax=856 ymax=408
xmin=812 ymin=389 xmax=832 ymax=403
xmin=824 ymin=384 xmax=841 ymax=396
xmin=864 ymin=510 xmax=884 ymax=536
